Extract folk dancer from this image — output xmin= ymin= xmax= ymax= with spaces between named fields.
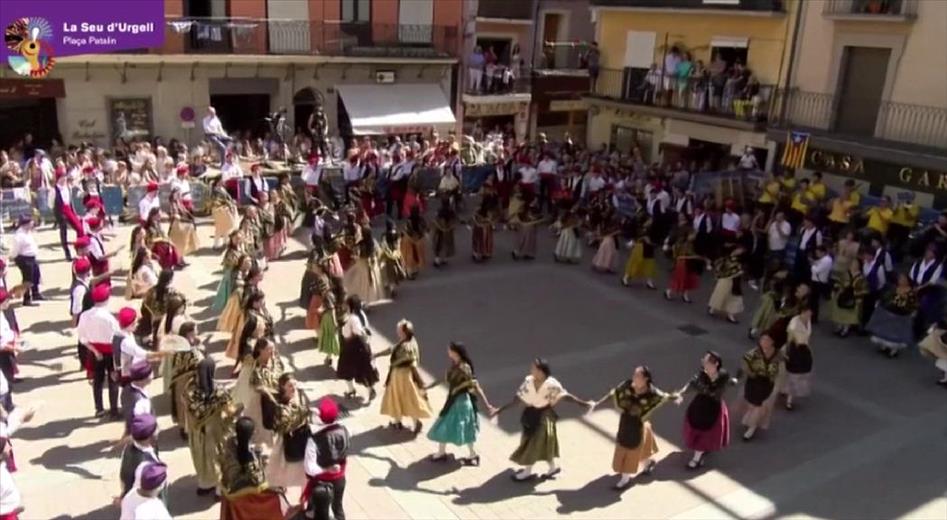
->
xmin=53 ymin=168 xmax=83 ymax=260
xmin=184 ymin=356 xmax=236 ymax=496
xmin=10 ymin=217 xmax=43 ymax=306
xmin=707 ymin=246 xmax=745 ymax=323
xmin=121 ymin=361 xmax=155 ymax=437
xmin=400 ymin=206 xmax=428 ymax=279
xmin=471 ymin=202 xmax=496 ymax=263
xmin=378 ymin=223 xmax=407 ymax=298
xmin=337 ymin=296 xmax=379 ymax=402
xmin=432 ymin=201 xmax=457 ymax=268
xmin=209 ymin=177 xmax=239 ymax=249
xmin=866 ymin=273 xmax=918 ymax=358
xmin=829 ymin=258 xmax=868 ymax=338
xmin=77 ymin=284 xmax=120 ymax=419
xmin=218 ymin=417 xmax=283 ymax=520
xmin=118 ymin=413 xmax=162 ymax=500
xmin=232 ymin=338 xmax=284 ymax=447
xmin=735 ymin=334 xmax=783 ymax=441
xmin=212 ymin=232 xmax=247 ymax=313
xmin=119 ymin=462 xmax=171 ymax=520
xmin=681 ymin=351 xmax=734 ymax=469
xmin=263 ymin=372 xmax=311 ymax=490
xmin=301 ymin=398 xmax=350 ymax=520
xmin=343 ymin=226 xmax=384 ymax=305
xmin=782 ymin=307 xmax=814 ymax=410
xmin=377 ymin=320 xmax=432 ymax=434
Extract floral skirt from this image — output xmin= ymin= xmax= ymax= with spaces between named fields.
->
xmin=428 ymin=393 xmax=479 ymax=446
xmin=867 ymin=307 xmax=915 ymax=350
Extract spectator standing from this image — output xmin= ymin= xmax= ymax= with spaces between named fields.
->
xmin=468 ymin=46 xmax=485 ymax=93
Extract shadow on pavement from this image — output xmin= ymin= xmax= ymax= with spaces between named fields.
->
xmin=452 ymin=469 xmax=542 ymax=505
xmin=30 ymin=438 xmax=115 ymax=480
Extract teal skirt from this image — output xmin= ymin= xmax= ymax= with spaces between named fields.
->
xmin=212 ymin=269 xmax=234 ymax=313
xmin=318 ymin=311 xmax=340 ymax=357
xmin=428 ymin=393 xmax=479 ymax=446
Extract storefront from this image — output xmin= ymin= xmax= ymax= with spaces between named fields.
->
xmin=462 ymin=93 xmax=531 ymax=142
xmin=0 ymin=78 xmax=64 ymax=148
xmin=337 ymin=83 xmax=455 ymax=138
xmin=530 ymin=73 xmax=590 ymax=142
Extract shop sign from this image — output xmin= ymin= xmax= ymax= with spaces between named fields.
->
xmin=0 ymin=78 xmax=65 ymax=98
xmin=71 ymin=118 xmax=107 ymax=142
xmin=549 ymin=99 xmax=586 ymax=112
xmin=465 ymin=102 xmax=522 ymax=117
xmin=805 ymin=148 xmax=947 ymax=193
xmin=108 ymin=97 xmax=153 ymax=141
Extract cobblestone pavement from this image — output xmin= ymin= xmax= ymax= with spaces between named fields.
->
xmin=6 ymin=219 xmax=946 ymax=520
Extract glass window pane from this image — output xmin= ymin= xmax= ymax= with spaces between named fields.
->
xmin=358 ymin=0 xmax=370 ymax=21
xmin=342 ymin=0 xmax=354 ymax=22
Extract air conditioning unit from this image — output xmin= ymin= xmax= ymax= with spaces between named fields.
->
xmin=375 ymin=71 xmax=396 ymax=84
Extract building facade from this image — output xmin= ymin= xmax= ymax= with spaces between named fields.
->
xmin=0 ymin=0 xmax=464 ymax=149
xmin=768 ymin=0 xmax=947 ymax=208
xmin=584 ymin=0 xmax=797 ymax=169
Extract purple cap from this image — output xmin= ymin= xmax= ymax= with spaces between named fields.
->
xmin=128 ymin=360 xmax=153 ymax=382
xmin=139 ymin=462 xmax=167 ymax=491
xmin=130 ymin=413 xmax=158 ymax=441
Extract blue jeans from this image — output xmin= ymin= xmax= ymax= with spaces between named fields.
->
xmin=207 ymin=134 xmax=233 ymax=166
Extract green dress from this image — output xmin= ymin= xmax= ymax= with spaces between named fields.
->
xmin=427 ymin=363 xmax=479 ymax=446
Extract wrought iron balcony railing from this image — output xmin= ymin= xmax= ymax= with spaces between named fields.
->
xmin=590 ymin=68 xmax=773 ymax=123
xmin=822 ymin=0 xmax=917 ymax=18
xmin=477 ymin=0 xmax=534 ymax=20
xmin=536 ymin=41 xmax=593 ymax=71
xmin=589 ymin=0 xmax=784 ymax=12
xmin=769 ymin=89 xmax=947 ymax=150
xmin=160 ymin=18 xmax=459 ymax=58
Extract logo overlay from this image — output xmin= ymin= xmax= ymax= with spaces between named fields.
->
xmin=1 ymin=0 xmax=165 ymax=78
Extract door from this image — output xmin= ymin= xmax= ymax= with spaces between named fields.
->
xmin=541 ymin=13 xmax=563 ymax=67
xmin=835 ymin=46 xmax=890 ymax=137
xmin=398 ymin=0 xmax=433 ymax=45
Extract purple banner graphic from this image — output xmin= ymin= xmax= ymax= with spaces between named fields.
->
xmin=2 ymin=0 xmax=165 ymax=77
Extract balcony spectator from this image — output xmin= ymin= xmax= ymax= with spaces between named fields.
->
xmin=675 ymin=52 xmax=694 ymax=109
xmin=468 ymin=46 xmax=485 ymax=93
xmin=642 ymin=64 xmax=662 ymax=104
xmin=691 ymin=61 xmax=709 ymax=111
xmin=735 ymin=74 xmax=761 ymax=120
xmin=662 ymin=46 xmax=682 ymax=106
xmin=583 ymin=42 xmax=600 ymax=90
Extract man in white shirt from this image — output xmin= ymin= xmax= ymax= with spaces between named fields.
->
xmin=738 ymin=146 xmax=759 ymax=170
xmin=809 ymin=246 xmax=833 ymax=323
xmin=120 ymin=462 xmax=171 ymax=520
xmin=77 ymin=284 xmax=120 ymax=418
xmin=766 ymin=211 xmax=792 ymax=267
xmin=720 ymin=204 xmax=742 ymax=241
xmin=302 ymin=398 xmax=349 ymax=520
xmin=138 ymin=182 xmax=160 ymax=224
xmin=537 ymin=154 xmax=558 ymax=213
xmin=518 ymin=161 xmax=539 ymax=202
xmin=0 ymin=437 xmax=22 ymax=518
xmin=302 ymin=153 xmax=324 ymax=196
xmin=202 ymin=106 xmax=232 ymax=167
xmin=10 ymin=216 xmax=43 ymax=306
xmin=115 ymin=307 xmax=167 ymax=384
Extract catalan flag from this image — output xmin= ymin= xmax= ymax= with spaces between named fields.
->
xmin=781 ymin=131 xmax=810 ymax=170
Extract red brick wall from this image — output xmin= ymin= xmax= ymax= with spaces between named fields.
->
xmin=229 ymin=0 xmax=267 ymax=53
xmin=162 ymin=0 xmax=185 ymax=53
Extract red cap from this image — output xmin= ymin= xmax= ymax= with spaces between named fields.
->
xmin=74 ymin=236 xmax=91 ymax=250
xmin=117 ymin=307 xmax=138 ymax=329
xmin=83 ymin=198 xmax=102 ymax=210
xmin=146 ymin=182 xmax=159 ymax=193
xmin=82 ymin=165 xmax=95 ymax=174
xmin=318 ymin=397 xmax=339 ymax=423
xmin=86 ymin=217 xmax=102 ymax=230
xmin=307 ymin=152 xmax=320 ymax=164
xmin=176 ymin=164 xmax=189 ymax=175
xmin=91 ymin=284 xmax=110 ymax=303
xmin=73 ymin=257 xmax=92 ymax=275
xmin=0 ymin=289 xmax=8 ymax=304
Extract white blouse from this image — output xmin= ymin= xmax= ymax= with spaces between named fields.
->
xmin=516 ymin=375 xmax=565 ymax=408
xmin=787 ymin=315 xmax=812 ymax=346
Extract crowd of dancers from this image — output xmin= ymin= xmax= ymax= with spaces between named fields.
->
xmin=1 ymin=129 xmax=946 ymax=520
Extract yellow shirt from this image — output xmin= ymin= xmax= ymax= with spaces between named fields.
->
xmin=780 ymin=177 xmax=797 ymax=193
xmin=791 ymin=189 xmax=815 ymax=214
xmin=828 ymin=197 xmax=855 ymax=224
xmin=758 ymin=180 xmax=781 ymax=204
xmin=890 ymin=204 xmax=919 ymax=227
xmin=809 ymin=182 xmax=827 ymax=202
xmin=866 ymin=207 xmax=894 ymax=235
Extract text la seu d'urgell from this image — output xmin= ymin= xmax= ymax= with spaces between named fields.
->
xmin=61 ymin=22 xmax=156 ymax=46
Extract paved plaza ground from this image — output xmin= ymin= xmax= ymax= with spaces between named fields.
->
xmin=6 ymin=218 xmax=946 ymax=519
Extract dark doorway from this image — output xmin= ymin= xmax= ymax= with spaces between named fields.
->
xmin=476 ymin=37 xmax=512 ymax=65
xmin=686 ymin=138 xmax=735 ymax=171
xmin=293 ymin=88 xmax=320 ymax=136
xmin=0 ymin=98 xmax=59 ymax=149
xmin=210 ymin=94 xmax=270 ymax=139
xmin=835 ymin=46 xmax=890 ymax=137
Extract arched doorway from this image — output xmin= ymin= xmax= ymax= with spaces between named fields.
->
xmin=293 ymin=87 xmax=323 ymax=136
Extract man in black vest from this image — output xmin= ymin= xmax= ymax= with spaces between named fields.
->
xmin=302 ymin=398 xmax=349 ymax=520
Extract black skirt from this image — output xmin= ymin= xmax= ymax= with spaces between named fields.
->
xmin=336 ymin=335 xmax=379 ymax=386
xmin=616 ymin=412 xmax=644 ymax=449
xmin=686 ymin=393 xmax=721 ymax=431
xmin=744 ymin=376 xmax=775 ymax=407
xmin=785 ymin=343 xmax=813 ymax=374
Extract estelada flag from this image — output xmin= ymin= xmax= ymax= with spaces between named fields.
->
xmin=781 ymin=131 xmax=810 ymax=169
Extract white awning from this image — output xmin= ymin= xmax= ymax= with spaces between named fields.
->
xmin=710 ymin=36 xmax=749 ymax=49
xmin=337 ymin=83 xmax=456 ymax=135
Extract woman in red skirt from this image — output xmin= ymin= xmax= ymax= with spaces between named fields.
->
xmin=665 ymin=229 xmax=704 ymax=304
xmin=682 ymin=351 xmax=734 ymax=469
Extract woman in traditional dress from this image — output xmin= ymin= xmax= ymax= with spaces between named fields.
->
xmin=223 ymin=265 xmax=264 ymax=363
xmin=553 ymin=210 xmax=583 ymax=264
xmin=829 ymin=258 xmax=868 ymax=338
xmin=867 ymin=273 xmax=918 ymax=358
xmin=432 ymin=201 xmax=456 ymax=268
xmin=682 ymin=351 xmax=734 ymax=469
xmin=136 ymin=269 xmax=182 ymax=347
xmin=217 ymin=254 xmax=252 ymax=333
xmin=168 ymin=188 xmax=199 ymax=257
xmin=471 ymin=203 xmax=495 ymax=263
xmin=511 ymin=205 xmax=541 ymax=261
xmin=781 ymin=307 xmax=813 ymax=410
xmin=664 ymin=229 xmax=703 ymax=303
xmin=908 ymin=245 xmax=944 ymax=338
xmin=343 ymin=225 xmax=384 ymax=305
xmin=621 ymin=217 xmax=657 ymax=289
xmin=707 ymin=246 xmax=745 ymax=323
xmin=234 ymin=288 xmax=274 ymax=375
xmin=209 ymin=177 xmax=239 ymax=249
xmin=337 ymin=296 xmax=379 ymax=402
xmin=591 ymin=217 xmax=620 ymax=273
xmin=316 ymin=284 xmax=342 ymax=368
xmin=301 ymin=251 xmax=332 ymax=333
xmin=273 ymin=189 xmax=294 ymax=257
xmin=918 ymin=321 xmax=947 ymax=386
xmin=232 ymin=338 xmax=284 ymax=448
xmin=832 ymin=229 xmax=861 ymax=281
xmin=590 ymin=366 xmax=680 ymax=489
xmin=125 ymin=246 xmax=159 ymax=300
xmin=213 ymin=232 xmax=247 ymax=313
xmin=263 ymin=372 xmax=310 ymax=491
xmin=736 ymin=334 xmax=783 ymax=441
xmin=378 ymin=223 xmax=407 ymax=298
xmin=492 ymin=358 xmax=589 ymax=481
xmin=276 ymin=173 xmax=299 ymax=227
xmin=401 ymin=206 xmax=428 ymax=279
xmin=165 ymin=319 xmax=202 ymax=437
xmin=218 ymin=417 xmax=284 ymax=520
xmin=142 ymin=208 xmax=184 ymax=270
xmin=427 ymin=342 xmax=496 ymax=466
xmin=401 ymin=160 xmax=426 ymax=219
xmin=376 ymin=319 xmax=432 ymax=434
xmin=257 ymin=192 xmax=282 ymax=261
xmin=749 ymin=270 xmax=789 ymax=339
xmin=240 ymin=206 xmax=267 ymax=271
xmin=185 ymin=356 xmax=236 ymax=496
xmin=766 ymin=282 xmax=810 ymax=349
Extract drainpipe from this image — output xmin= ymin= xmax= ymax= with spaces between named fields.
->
xmin=779 ymin=0 xmax=805 ymax=125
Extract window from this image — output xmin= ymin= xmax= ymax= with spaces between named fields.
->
xmin=537 ymin=111 xmax=569 ymax=127
xmin=341 ymin=0 xmax=370 ymax=22
xmin=611 ymin=125 xmax=653 ymax=161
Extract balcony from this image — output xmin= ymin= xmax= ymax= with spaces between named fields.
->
xmin=587 ymin=67 xmax=772 ymax=130
xmin=465 ymin=64 xmax=531 ymax=95
xmin=160 ymin=18 xmax=459 ymax=58
xmin=590 ymin=0 xmax=784 ymax=12
xmin=769 ymin=89 xmax=947 ymax=152
xmin=477 ymin=0 xmax=534 ymax=20
xmin=535 ymin=41 xmax=593 ymax=75
xmin=823 ymin=0 xmax=917 ymax=20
